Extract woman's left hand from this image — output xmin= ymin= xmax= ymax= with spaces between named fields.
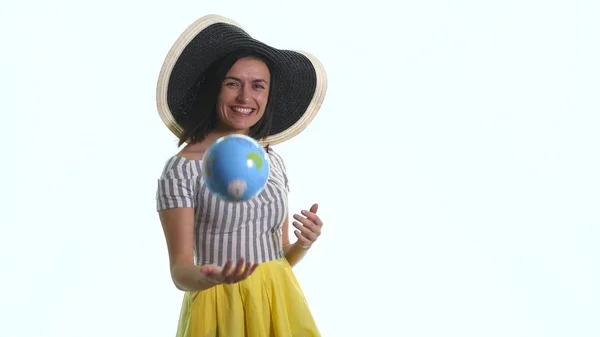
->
xmin=292 ymin=203 xmax=323 ymax=248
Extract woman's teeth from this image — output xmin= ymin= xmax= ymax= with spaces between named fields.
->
xmin=232 ymin=107 xmax=253 ymax=115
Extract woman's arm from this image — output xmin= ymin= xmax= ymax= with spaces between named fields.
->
xmin=281 ymin=214 xmax=310 ymax=267
xmin=159 ymin=208 xmax=219 ymax=292
xmin=157 ymin=155 xmax=220 ymax=291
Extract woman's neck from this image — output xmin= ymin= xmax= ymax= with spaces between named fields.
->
xmin=178 ymin=129 xmax=251 ymax=160
xmin=209 ymin=128 xmax=248 ymax=139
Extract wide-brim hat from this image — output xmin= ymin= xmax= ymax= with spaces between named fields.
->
xmin=156 ymin=14 xmax=328 ymax=146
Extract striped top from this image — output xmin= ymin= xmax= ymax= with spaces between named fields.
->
xmin=156 ymin=147 xmax=290 ymax=266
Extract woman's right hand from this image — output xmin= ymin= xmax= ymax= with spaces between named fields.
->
xmin=200 ymin=258 xmax=259 ymax=285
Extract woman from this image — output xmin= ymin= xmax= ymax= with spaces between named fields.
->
xmin=154 ymin=15 xmax=328 ymax=337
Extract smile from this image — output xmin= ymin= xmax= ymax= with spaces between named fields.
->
xmin=231 ymin=106 xmax=255 ymax=115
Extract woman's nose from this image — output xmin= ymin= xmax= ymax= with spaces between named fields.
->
xmin=236 ymin=85 xmax=251 ymax=103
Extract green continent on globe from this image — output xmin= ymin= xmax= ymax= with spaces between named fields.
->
xmin=246 ymin=152 xmax=263 ymax=169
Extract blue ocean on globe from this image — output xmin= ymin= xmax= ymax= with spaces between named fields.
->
xmin=201 ymin=134 xmax=270 ymax=201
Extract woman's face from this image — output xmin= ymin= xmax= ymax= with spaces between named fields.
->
xmin=216 ymin=57 xmax=271 ymax=133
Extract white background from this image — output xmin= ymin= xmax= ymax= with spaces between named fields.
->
xmin=1 ymin=0 xmax=599 ymax=336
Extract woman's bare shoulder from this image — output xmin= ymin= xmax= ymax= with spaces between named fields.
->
xmin=177 ymin=143 xmax=207 ymax=160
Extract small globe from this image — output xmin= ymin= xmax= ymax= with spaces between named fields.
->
xmin=201 ymin=134 xmax=270 ymax=201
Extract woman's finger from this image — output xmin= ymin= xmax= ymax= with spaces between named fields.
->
xmin=293 ymin=221 xmax=318 ymax=241
xmin=293 ymin=214 xmax=321 ymax=234
xmin=294 ymin=229 xmax=313 ymax=246
xmin=301 ymin=209 xmax=323 ymax=227
xmin=220 ymin=260 xmax=233 ymax=276
xmin=242 ymin=262 xmax=259 ymax=279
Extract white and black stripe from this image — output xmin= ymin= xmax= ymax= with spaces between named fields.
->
xmin=156 ymin=149 xmax=289 ymax=265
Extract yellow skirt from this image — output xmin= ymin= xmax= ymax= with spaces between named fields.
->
xmin=175 ymin=258 xmax=321 ymax=337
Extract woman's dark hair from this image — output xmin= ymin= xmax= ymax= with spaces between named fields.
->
xmin=177 ymin=50 xmax=276 ymax=146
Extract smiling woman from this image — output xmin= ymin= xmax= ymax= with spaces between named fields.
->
xmin=154 ymin=14 xmax=328 ymax=337
xmin=216 ymin=56 xmax=272 ymax=134
xmin=174 ymin=50 xmax=278 ymax=147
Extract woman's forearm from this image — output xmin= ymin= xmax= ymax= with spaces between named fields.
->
xmin=284 ymin=242 xmax=310 ymax=267
xmin=170 ymin=262 xmax=218 ymax=292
